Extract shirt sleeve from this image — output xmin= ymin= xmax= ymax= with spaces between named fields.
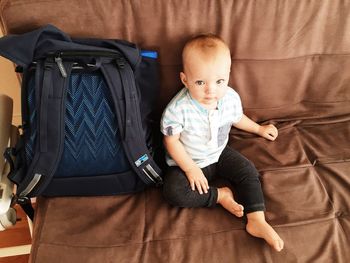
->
xmin=230 ymin=89 xmax=244 ymax=124
xmin=160 ymin=102 xmax=184 ymax=136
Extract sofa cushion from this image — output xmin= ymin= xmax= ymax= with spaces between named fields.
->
xmin=0 ymin=0 xmax=349 ymax=262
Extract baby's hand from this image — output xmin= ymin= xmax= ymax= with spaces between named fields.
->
xmin=258 ymin=124 xmax=278 ymax=141
xmin=185 ymin=166 xmax=209 ymax=194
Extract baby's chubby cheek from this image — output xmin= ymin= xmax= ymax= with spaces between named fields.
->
xmin=217 ymin=86 xmax=229 ymax=99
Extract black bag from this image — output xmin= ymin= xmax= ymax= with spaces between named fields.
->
xmin=0 ymin=25 xmax=163 ymax=200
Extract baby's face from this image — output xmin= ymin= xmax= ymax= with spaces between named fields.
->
xmin=180 ymin=51 xmax=231 ymax=110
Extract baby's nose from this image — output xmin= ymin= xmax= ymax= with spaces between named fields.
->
xmin=206 ymin=83 xmax=216 ymax=94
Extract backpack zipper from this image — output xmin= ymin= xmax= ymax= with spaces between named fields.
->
xmin=54 ymin=56 xmax=67 ymax=78
xmin=50 ymin=51 xmax=124 ymax=78
xmin=52 ymin=50 xmax=122 ymax=58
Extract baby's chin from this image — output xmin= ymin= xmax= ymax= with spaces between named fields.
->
xmin=200 ymin=99 xmax=218 ymax=110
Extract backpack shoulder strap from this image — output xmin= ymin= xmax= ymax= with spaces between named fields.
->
xmin=17 ymin=59 xmax=73 ymax=197
xmin=101 ymin=58 xmax=163 ymax=186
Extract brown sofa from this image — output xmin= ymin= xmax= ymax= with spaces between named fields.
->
xmin=1 ymin=0 xmax=350 ymax=262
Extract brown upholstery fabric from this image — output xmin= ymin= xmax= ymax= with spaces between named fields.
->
xmin=0 ymin=0 xmax=349 ymax=262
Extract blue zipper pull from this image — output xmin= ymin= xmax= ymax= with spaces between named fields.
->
xmin=141 ymin=50 xmax=158 ymax=59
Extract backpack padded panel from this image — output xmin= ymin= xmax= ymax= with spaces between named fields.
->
xmin=25 ymin=70 xmax=132 ymax=178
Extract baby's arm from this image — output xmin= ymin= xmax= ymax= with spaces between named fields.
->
xmin=233 ymin=114 xmax=278 ymax=141
xmin=164 ymin=134 xmax=209 ymax=194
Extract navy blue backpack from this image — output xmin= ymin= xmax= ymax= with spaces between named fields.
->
xmin=0 ymin=25 xmax=163 ymax=210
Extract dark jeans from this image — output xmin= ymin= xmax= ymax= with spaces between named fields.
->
xmin=163 ymin=146 xmax=265 ymax=214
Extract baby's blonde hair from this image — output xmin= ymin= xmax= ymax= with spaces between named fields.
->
xmin=182 ymin=34 xmax=231 ymax=71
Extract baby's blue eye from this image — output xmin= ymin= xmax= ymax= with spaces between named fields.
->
xmin=195 ymin=80 xmax=205 ymax=86
xmin=216 ymin=79 xmax=225 ymax=85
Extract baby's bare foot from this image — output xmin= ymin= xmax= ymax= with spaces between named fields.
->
xmin=246 ymin=212 xmax=284 ymax=252
xmin=217 ymin=187 xmax=244 ymax=217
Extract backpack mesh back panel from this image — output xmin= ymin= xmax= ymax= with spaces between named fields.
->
xmin=25 ymin=70 xmax=131 ymax=178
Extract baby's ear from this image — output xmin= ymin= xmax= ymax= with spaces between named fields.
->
xmin=180 ymin=72 xmax=188 ymax=87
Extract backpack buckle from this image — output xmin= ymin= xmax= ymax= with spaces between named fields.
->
xmin=11 ymin=194 xmax=31 ymax=206
xmin=116 ymin=57 xmax=125 ymax=68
